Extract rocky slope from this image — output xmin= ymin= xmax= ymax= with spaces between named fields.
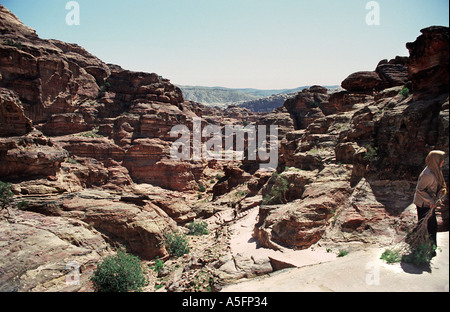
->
xmin=255 ymin=26 xmax=449 ymax=254
xmin=0 ymin=4 xmax=448 ymax=292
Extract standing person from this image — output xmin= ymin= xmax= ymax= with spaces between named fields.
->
xmin=413 ymin=150 xmax=447 ymax=248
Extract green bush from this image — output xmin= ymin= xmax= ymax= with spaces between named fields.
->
xmin=187 ymin=221 xmax=209 ymax=236
xmin=338 ymin=250 xmax=348 ymax=257
xmin=0 ymin=181 xmax=13 ymax=211
xmin=399 ymin=87 xmax=410 ymax=98
xmin=165 ymin=231 xmax=190 ymax=257
xmin=380 ymin=249 xmax=402 ymax=264
xmin=363 ymin=145 xmax=379 ymax=163
xmin=79 ymin=128 xmax=103 ymax=138
xmin=198 ymin=184 xmax=206 ymax=193
xmin=151 ymin=257 xmax=164 ymax=274
xmin=90 ymin=249 xmax=148 ymax=292
xmin=5 ymin=39 xmax=24 ymax=50
xmin=262 ymin=173 xmax=289 ymax=205
xmin=402 ymin=243 xmax=436 ymax=266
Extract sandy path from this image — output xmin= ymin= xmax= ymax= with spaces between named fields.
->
xmin=222 ymin=231 xmax=449 ymax=292
xmin=228 ymin=207 xmax=337 ymax=269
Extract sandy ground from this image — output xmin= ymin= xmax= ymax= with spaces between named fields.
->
xmin=222 ymin=231 xmax=449 ymax=292
xmin=228 ymin=207 xmax=337 ymax=268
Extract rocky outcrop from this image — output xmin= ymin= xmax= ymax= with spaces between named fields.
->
xmin=341 ymin=71 xmax=384 ymax=92
xmin=341 ymin=57 xmax=409 ymax=93
xmin=0 ymin=131 xmax=68 ymax=180
xmin=376 ymin=56 xmax=409 ymax=89
xmin=0 ymin=209 xmax=109 ymax=292
xmin=0 ymin=88 xmax=32 ymax=136
xmin=284 ymin=86 xmax=330 ymax=129
xmin=256 ymin=26 xmax=449 ymax=251
xmin=407 ymin=26 xmax=449 ymax=98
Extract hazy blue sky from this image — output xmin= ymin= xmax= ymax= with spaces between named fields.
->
xmin=1 ymin=0 xmax=448 ymax=89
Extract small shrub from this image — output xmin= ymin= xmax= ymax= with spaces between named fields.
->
xmin=165 ymin=231 xmax=190 ymax=257
xmin=338 ymin=250 xmax=348 ymax=257
xmin=198 ymin=184 xmax=206 ymax=193
xmin=363 ymin=145 xmax=378 ymax=163
xmin=79 ymin=128 xmax=103 ymax=138
xmin=0 ymin=181 xmax=13 ymax=212
xmin=97 ymin=81 xmax=111 ymax=98
xmin=17 ymin=200 xmax=29 ymax=210
xmin=262 ymin=173 xmax=289 ymax=205
xmin=66 ymin=158 xmax=79 ymax=165
xmin=90 ymin=249 xmax=148 ymax=292
xmin=380 ymin=249 xmax=402 ymax=264
xmin=402 ymin=243 xmax=436 ymax=266
xmin=399 ymin=87 xmax=410 ymax=98
xmin=151 ymin=257 xmax=164 ymax=274
xmin=5 ymin=39 xmax=24 ymax=50
xmin=187 ymin=221 xmax=209 ymax=236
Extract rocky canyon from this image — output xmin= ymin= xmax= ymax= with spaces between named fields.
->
xmin=0 ymin=5 xmax=448 ymax=292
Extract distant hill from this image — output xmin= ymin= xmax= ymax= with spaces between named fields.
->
xmin=177 ymin=85 xmax=341 ymax=112
xmin=177 ymin=85 xmax=315 ymax=107
xmin=176 ymin=86 xmax=259 ymax=107
xmin=234 ymin=92 xmax=298 ymax=113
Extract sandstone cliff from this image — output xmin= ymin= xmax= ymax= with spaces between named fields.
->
xmin=255 ymin=26 xmax=449 ymax=253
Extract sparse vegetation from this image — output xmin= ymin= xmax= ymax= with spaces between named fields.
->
xmin=399 ymin=87 xmax=410 ymax=98
xmin=90 ymin=249 xmax=148 ymax=292
xmin=402 ymin=242 xmax=437 ymax=266
xmin=79 ymin=128 xmax=103 ymax=138
xmin=380 ymin=249 xmax=402 ymax=264
xmin=66 ymin=158 xmax=80 ymax=165
xmin=187 ymin=221 xmax=209 ymax=236
xmin=338 ymin=250 xmax=348 ymax=257
xmin=4 ymin=39 xmax=24 ymax=50
xmin=150 ymin=257 xmax=164 ymax=274
xmin=262 ymin=173 xmax=289 ymax=205
xmin=309 ymin=147 xmax=326 ymax=155
xmin=97 ymin=81 xmax=111 ymax=98
xmin=0 ymin=181 xmax=14 ymax=218
xmin=363 ymin=144 xmax=379 ymax=163
xmin=165 ymin=231 xmax=190 ymax=257
xmin=198 ymin=184 xmax=206 ymax=193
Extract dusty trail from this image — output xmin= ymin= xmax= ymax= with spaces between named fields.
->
xmin=222 ymin=231 xmax=449 ymax=292
xmin=226 ymin=206 xmax=336 ymax=273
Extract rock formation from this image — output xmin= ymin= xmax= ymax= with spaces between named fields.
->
xmin=254 ymin=26 xmax=449 ymax=252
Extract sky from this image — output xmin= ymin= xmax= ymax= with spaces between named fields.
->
xmin=1 ymin=0 xmax=449 ymax=89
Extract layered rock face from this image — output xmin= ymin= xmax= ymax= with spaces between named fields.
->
xmin=0 ymin=5 xmax=207 ymax=291
xmin=255 ymin=26 xmax=449 ymax=251
xmin=407 ymin=26 xmax=449 ymax=98
xmin=0 ymin=5 xmax=200 ymax=193
xmin=0 ymin=88 xmax=32 ymax=136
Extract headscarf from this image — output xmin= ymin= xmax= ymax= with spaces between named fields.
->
xmin=425 ymin=150 xmax=447 ymax=191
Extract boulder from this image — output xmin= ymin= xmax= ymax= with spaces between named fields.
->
xmin=375 ymin=57 xmax=409 ymax=89
xmin=341 ymin=71 xmax=383 ymax=92
xmin=0 ymin=132 xmax=68 ymax=180
xmin=61 ymin=189 xmax=177 ymax=260
xmin=0 ymin=210 xmax=109 ymax=292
